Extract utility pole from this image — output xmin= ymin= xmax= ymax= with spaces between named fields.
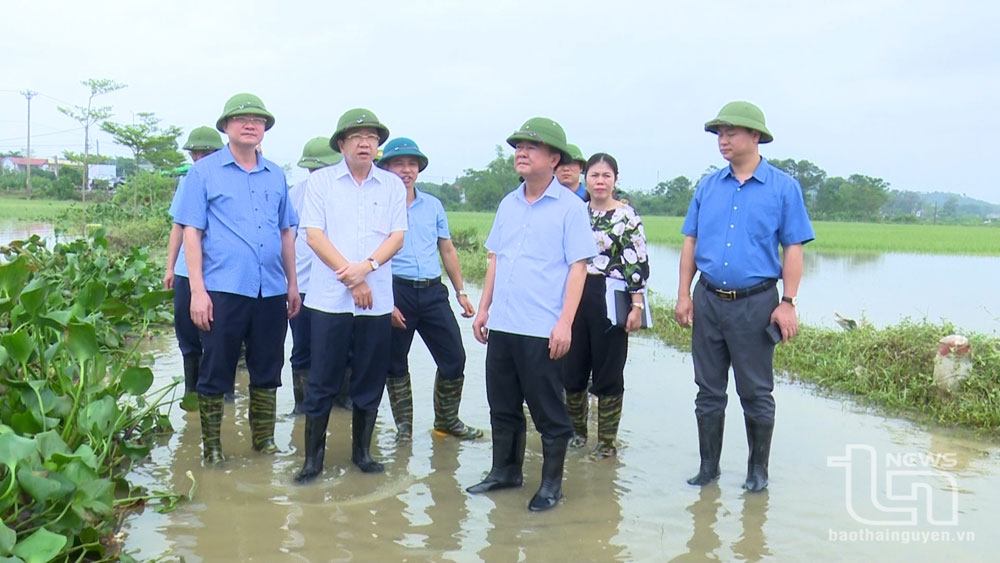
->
xmin=20 ymin=89 xmax=37 ymax=199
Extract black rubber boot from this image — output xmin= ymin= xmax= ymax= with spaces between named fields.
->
xmin=687 ymin=414 xmax=725 ymax=486
xmin=466 ymin=430 xmax=526 ymax=494
xmin=289 ymin=369 xmax=308 ymax=416
xmin=294 ymin=415 xmax=329 ymax=484
xmin=528 ymin=435 xmax=568 ymax=511
xmin=742 ymin=416 xmax=774 ymax=493
xmin=332 ymin=367 xmax=353 ymax=410
xmin=351 ymin=406 xmax=384 ymax=473
xmin=180 ymin=354 xmax=201 ymax=412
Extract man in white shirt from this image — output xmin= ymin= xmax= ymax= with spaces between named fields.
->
xmin=294 ymin=109 xmax=407 ymax=484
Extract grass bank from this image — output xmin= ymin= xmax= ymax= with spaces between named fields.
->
xmin=448 ymin=211 xmax=1000 ymax=256
xmin=452 ymin=229 xmax=1000 ymax=436
xmin=0 ymin=195 xmax=76 ymax=221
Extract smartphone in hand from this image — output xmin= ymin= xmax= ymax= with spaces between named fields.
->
xmin=765 ymin=322 xmax=783 ymax=345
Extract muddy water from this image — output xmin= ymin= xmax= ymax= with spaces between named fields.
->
xmin=645 ymin=244 xmax=1000 ymax=335
xmin=121 ymin=293 xmax=999 ymax=562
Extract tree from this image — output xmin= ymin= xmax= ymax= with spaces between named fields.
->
xmin=660 ymin=176 xmax=695 ymax=216
xmin=58 ymin=78 xmax=126 ymax=221
xmin=101 ymin=112 xmax=183 ymax=219
xmin=458 ymin=146 xmax=520 ymax=211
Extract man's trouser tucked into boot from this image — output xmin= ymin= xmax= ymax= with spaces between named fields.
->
xmin=248 ymin=387 xmax=278 ymax=454
xmin=565 ymin=390 xmax=589 ymax=449
xmin=687 ymin=413 xmax=725 ymax=486
xmin=386 ymin=374 xmax=413 ymax=441
xmin=198 ymin=394 xmax=225 ymax=463
xmin=289 ymin=369 xmax=308 ymax=416
xmin=351 ymin=406 xmax=384 ymax=473
xmin=433 ymin=374 xmax=483 ymax=440
xmin=180 ymin=354 xmax=201 ymax=412
xmin=294 ymin=414 xmax=329 ymax=484
xmin=529 ymin=435 xmax=569 ymax=511
xmin=743 ymin=416 xmax=773 ymax=492
xmin=592 ymin=394 xmax=623 ymax=459
xmin=466 ymin=430 xmax=526 ymax=494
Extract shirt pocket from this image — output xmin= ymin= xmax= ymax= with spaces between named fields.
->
xmin=262 ymin=186 xmax=283 ymax=221
xmin=748 ymin=197 xmax=781 ymax=242
xmin=368 ymin=200 xmax=391 ymax=235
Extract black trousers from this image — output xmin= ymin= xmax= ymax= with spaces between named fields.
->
xmin=485 ymin=330 xmax=573 ymax=439
xmin=303 ymin=310 xmax=390 ymax=416
xmin=288 ymin=292 xmax=311 ymax=371
xmin=197 ymin=291 xmax=287 ymax=396
xmin=563 ymin=274 xmax=628 ymax=396
xmin=691 ymin=280 xmax=778 ymax=422
xmin=389 ymin=279 xmax=465 ymax=381
xmin=172 ymin=275 xmax=202 ymax=357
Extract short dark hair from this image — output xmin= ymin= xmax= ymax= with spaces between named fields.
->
xmin=584 ymin=152 xmax=619 ymax=178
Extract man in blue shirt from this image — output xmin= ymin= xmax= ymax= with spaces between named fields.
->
xmin=467 ymin=118 xmax=597 ymax=512
xmin=165 ymin=126 xmax=224 ymax=412
xmin=675 ymin=101 xmax=814 ymax=492
xmin=174 ymin=93 xmax=301 ymax=464
xmin=556 ymin=143 xmax=588 ymax=200
xmin=378 ymin=137 xmax=481 ymax=443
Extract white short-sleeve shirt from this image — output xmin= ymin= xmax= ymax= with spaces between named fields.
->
xmin=300 ymin=160 xmax=407 ymax=316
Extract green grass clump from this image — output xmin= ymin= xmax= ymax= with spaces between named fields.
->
xmin=0 ymin=195 xmax=76 ymax=221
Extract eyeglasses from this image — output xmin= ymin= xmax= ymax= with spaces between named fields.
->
xmin=230 ymin=115 xmax=268 ymax=126
xmin=345 ymin=132 xmax=380 ymax=143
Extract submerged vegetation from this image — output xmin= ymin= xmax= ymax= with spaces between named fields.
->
xmin=0 ymin=232 xmax=187 ymax=562
xmin=453 ymin=228 xmax=1000 ymax=436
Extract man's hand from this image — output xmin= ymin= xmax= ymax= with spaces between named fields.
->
xmin=457 ymin=294 xmax=475 ymax=318
xmin=163 ymin=269 xmax=175 ymax=290
xmin=190 ymin=290 xmax=214 ymax=332
xmin=336 ymin=261 xmax=372 ymax=289
xmin=548 ymin=318 xmax=572 ymax=359
xmin=472 ymin=310 xmax=489 ymax=344
xmin=770 ymin=302 xmax=799 ymax=343
xmin=675 ymin=294 xmax=694 ymax=328
xmin=391 ymin=306 xmax=407 ymax=329
xmin=351 ymin=281 xmax=374 ymax=310
xmin=625 ymin=307 xmax=643 ymax=333
xmin=287 ymin=291 xmax=302 ymax=319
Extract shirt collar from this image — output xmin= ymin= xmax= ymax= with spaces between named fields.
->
xmin=331 ymin=159 xmax=381 ymax=184
xmin=219 ymin=144 xmax=275 ymax=173
xmin=723 ymin=157 xmax=770 ymax=184
xmin=516 ymin=176 xmax=565 ymax=203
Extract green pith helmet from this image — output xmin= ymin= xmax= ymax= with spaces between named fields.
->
xmin=329 ymin=108 xmax=390 ymax=153
xmin=377 ymin=137 xmax=428 ymax=172
xmin=565 ymin=143 xmax=586 ymax=167
xmin=183 ymin=126 xmax=224 ymax=151
xmin=215 ymin=93 xmax=275 ymax=132
xmin=704 ymin=101 xmax=773 ymax=143
xmin=297 ymin=136 xmax=343 ymax=170
xmin=506 ymin=117 xmax=571 ymax=163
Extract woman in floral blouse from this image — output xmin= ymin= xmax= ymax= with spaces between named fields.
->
xmin=564 ymin=152 xmax=650 ymax=459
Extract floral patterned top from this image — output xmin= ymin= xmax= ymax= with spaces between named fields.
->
xmin=587 ymin=203 xmax=649 ymax=293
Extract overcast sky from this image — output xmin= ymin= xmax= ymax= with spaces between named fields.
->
xmin=2 ymin=0 xmax=998 ymax=202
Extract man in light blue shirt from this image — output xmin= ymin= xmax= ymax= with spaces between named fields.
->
xmin=174 ymin=93 xmax=300 ymax=464
xmin=164 ymin=126 xmax=223 ymax=412
xmin=467 ymin=118 xmax=597 ymax=512
xmin=676 ymin=101 xmax=814 ymax=493
xmin=378 ymin=137 xmax=481 ymax=443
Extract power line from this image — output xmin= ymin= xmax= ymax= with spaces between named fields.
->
xmin=0 ymin=127 xmax=83 ymax=143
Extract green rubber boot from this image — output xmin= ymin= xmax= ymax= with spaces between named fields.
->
xmin=198 ymin=394 xmax=225 ymax=464
xmin=592 ymin=394 xmax=623 ymax=460
xmin=180 ymin=354 xmax=201 ymax=412
xmin=289 ymin=369 xmax=308 ymax=416
xmin=433 ymin=373 xmax=483 ymax=440
xmin=386 ymin=374 xmax=414 ymax=442
xmin=566 ymin=390 xmax=589 ymax=448
xmin=248 ymin=387 xmax=279 ymax=454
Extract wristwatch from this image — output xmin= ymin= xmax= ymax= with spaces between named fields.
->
xmin=456 ymin=290 xmax=468 ymax=299
xmin=782 ymin=295 xmax=797 ymax=307
xmin=368 ymin=258 xmax=380 ymax=271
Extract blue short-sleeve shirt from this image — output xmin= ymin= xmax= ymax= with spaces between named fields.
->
xmin=168 ymin=175 xmax=189 ymax=278
xmin=681 ymin=158 xmax=814 ymax=288
xmin=172 ymin=145 xmax=298 ymax=298
xmin=485 ymin=177 xmax=598 ymax=338
xmin=391 ymin=189 xmax=450 ymax=280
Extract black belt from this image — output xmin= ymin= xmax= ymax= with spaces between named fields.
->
xmin=699 ymin=277 xmax=777 ymax=301
xmin=393 ymin=276 xmax=441 ymax=289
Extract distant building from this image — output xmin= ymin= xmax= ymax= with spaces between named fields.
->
xmin=1 ymin=156 xmax=49 ymax=172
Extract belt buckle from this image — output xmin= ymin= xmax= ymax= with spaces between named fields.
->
xmin=414 ymin=279 xmax=429 ymax=288
xmin=715 ymin=289 xmax=737 ymax=301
